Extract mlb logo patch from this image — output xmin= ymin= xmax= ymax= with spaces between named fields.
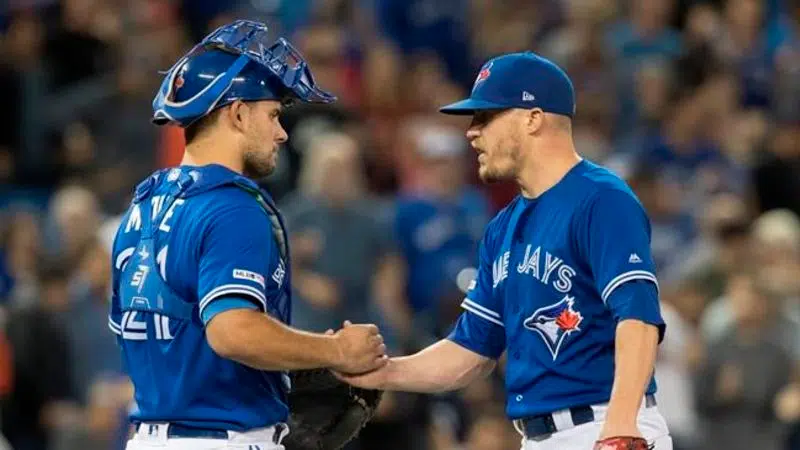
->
xmin=233 ymin=268 xmax=266 ymax=289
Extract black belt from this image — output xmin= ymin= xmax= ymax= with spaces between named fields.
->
xmin=137 ymin=423 xmax=229 ymax=439
xmin=519 ymin=394 xmax=657 ymax=439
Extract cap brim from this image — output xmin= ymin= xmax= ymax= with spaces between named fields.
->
xmin=439 ymin=98 xmax=509 ymax=115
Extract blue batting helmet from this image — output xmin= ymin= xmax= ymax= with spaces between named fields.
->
xmin=152 ymin=20 xmax=336 ymax=128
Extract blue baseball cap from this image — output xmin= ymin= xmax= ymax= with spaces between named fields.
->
xmin=439 ymin=52 xmax=576 ymax=117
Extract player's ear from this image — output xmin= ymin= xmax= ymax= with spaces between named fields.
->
xmin=227 ymin=100 xmax=249 ymax=134
xmin=524 ymin=108 xmax=545 ymax=135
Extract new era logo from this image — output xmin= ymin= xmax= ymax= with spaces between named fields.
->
xmin=629 ymin=253 xmax=642 ymax=263
xmin=522 ymin=91 xmax=535 ymax=102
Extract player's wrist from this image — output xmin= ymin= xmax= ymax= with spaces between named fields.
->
xmin=600 ymin=412 xmax=639 ymax=436
xmin=377 ymin=358 xmax=399 ymax=390
xmin=320 ymin=334 xmax=345 ymax=368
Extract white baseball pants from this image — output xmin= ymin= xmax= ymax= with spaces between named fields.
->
xmin=125 ymin=423 xmax=288 ymax=450
xmin=519 ymin=398 xmax=673 ymax=450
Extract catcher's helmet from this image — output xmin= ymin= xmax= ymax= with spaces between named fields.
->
xmin=152 ymin=20 xmax=336 ymax=128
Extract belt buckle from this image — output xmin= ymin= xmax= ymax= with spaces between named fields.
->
xmin=522 ymin=413 xmax=558 ymax=440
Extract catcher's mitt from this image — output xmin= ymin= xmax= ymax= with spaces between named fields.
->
xmin=283 ymin=369 xmax=383 ymax=450
xmin=593 ymin=436 xmax=654 ymax=450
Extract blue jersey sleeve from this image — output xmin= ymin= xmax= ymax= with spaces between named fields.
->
xmin=461 ymin=236 xmax=504 ymax=327
xmin=581 ymin=189 xmax=664 ymax=330
xmin=447 ymin=311 xmax=506 ymax=359
xmin=108 ymin=212 xmax=133 ymax=339
xmin=447 ymin=224 xmax=506 ymax=358
xmin=605 ymin=280 xmax=665 ymax=341
xmin=197 ymin=203 xmax=275 ymax=321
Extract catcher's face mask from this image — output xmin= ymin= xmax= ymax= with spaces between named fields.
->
xmin=152 ymin=20 xmax=336 ymax=127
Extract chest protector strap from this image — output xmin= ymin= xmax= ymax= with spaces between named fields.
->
xmin=234 ymin=180 xmax=292 ymax=322
xmin=118 ymin=174 xmax=196 ymax=322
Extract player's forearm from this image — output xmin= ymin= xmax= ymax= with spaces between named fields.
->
xmin=604 ymin=319 xmax=659 ymax=428
xmin=206 ymin=309 xmax=341 ymax=371
xmin=383 ymin=339 xmax=494 ymax=393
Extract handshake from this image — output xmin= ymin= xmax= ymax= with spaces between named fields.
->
xmin=326 ymin=321 xmax=388 ymax=375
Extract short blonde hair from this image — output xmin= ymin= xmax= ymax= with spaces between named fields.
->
xmin=298 ymin=132 xmax=365 ymax=197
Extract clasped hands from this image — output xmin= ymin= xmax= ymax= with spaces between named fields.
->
xmin=327 ymin=320 xmax=388 ymax=375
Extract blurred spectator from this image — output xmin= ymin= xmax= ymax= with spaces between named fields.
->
xmin=655 ymin=282 xmax=706 ymax=450
xmin=282 ymin=131 xmax=431 ymax=450
xmin=392 ymin=121 xmax=490 ymax=343
xmin=376 ymin=0 xmax=474 ymax=88
xmin=540 ymin=0 xmax=617 ymax=164
xmin=605 ymin=0 xmax=683 ymax=135
xmin=681 ymin=192 xmax=752 ymax=299
xmin=1 ymin=209 xmax=44 ymax=306
xmin=694 ymin=269 xmax=797 ymax=450
xmin=45 ymin=184 xmax=102 ymax=266
xmin=1 ymin=12 xmax=52 ymax=190
xmin=64 ymin=239 xmax=120 ymax=403
xmin=2 ymin=262 xmax=81 ymax=450
xmin=701 ymin=209 xmax=800 ymax=359
xmin=44 ymin=0 xmax=116 ymax=90
xmin=715 ymin=0 xmax=787 ymax=109
xmin=753 ymin=119 xmax=800 ymax=217
xmin=673 ymin=2 xmax=724 ymax=92
xmin=626 ymin=163 xmax=698 ymax=284
xmin=281 ymin=131 xmax=406 ymax=337
xmin=609 ymin=58 xmax=675 ymax=175
xmin=633 ymin=73 xmax=747 ymax=218
xmin=260 ymin=22 xmax=358 ymax=199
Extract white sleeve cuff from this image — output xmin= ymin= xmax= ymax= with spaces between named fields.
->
xmin=601 ymin=270 xmax=659 ymax=303
xmin=460 ymin=298 xmax=504 ymax=327
xmin=108 ymin=317 xmax=122 ymax=335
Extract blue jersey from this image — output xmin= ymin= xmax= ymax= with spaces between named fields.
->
xmin=393 ymin=188 xmax=489 ymax=314
xmin=449 ymin=160 xmax=666 ymax=419
xmin=108 ymin=164 xmax=292 ymax=431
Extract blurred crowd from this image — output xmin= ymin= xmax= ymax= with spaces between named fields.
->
xmin=0 ymin=0 xmax=799 ymax=449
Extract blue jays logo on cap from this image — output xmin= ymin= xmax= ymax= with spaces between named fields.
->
xmin=440 ymin=51 xmax=575 ymax=118
xmin=524 ymin=295 xmax=583 ymax=360
xmin=473 ymin=61 xmax=493 ymax=87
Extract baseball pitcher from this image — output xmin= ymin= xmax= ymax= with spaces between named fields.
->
xmin=339 ymin=52 xmax=673 ymax=450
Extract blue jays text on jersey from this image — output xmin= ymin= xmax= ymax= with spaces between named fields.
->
xmin=448 ymin=160 xmax=666 ymax=420
xmin=108 ymin=164 xmax=292 ymax=432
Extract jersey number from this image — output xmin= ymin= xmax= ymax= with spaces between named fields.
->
xmin=121 ymin=311 xmax=174 ymax=341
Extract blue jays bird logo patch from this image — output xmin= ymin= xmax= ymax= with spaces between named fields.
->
xmin=473 ymin=61 xmax=493 ymax=90
xmin=524 ymin=295 xmax=583 ymax=360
